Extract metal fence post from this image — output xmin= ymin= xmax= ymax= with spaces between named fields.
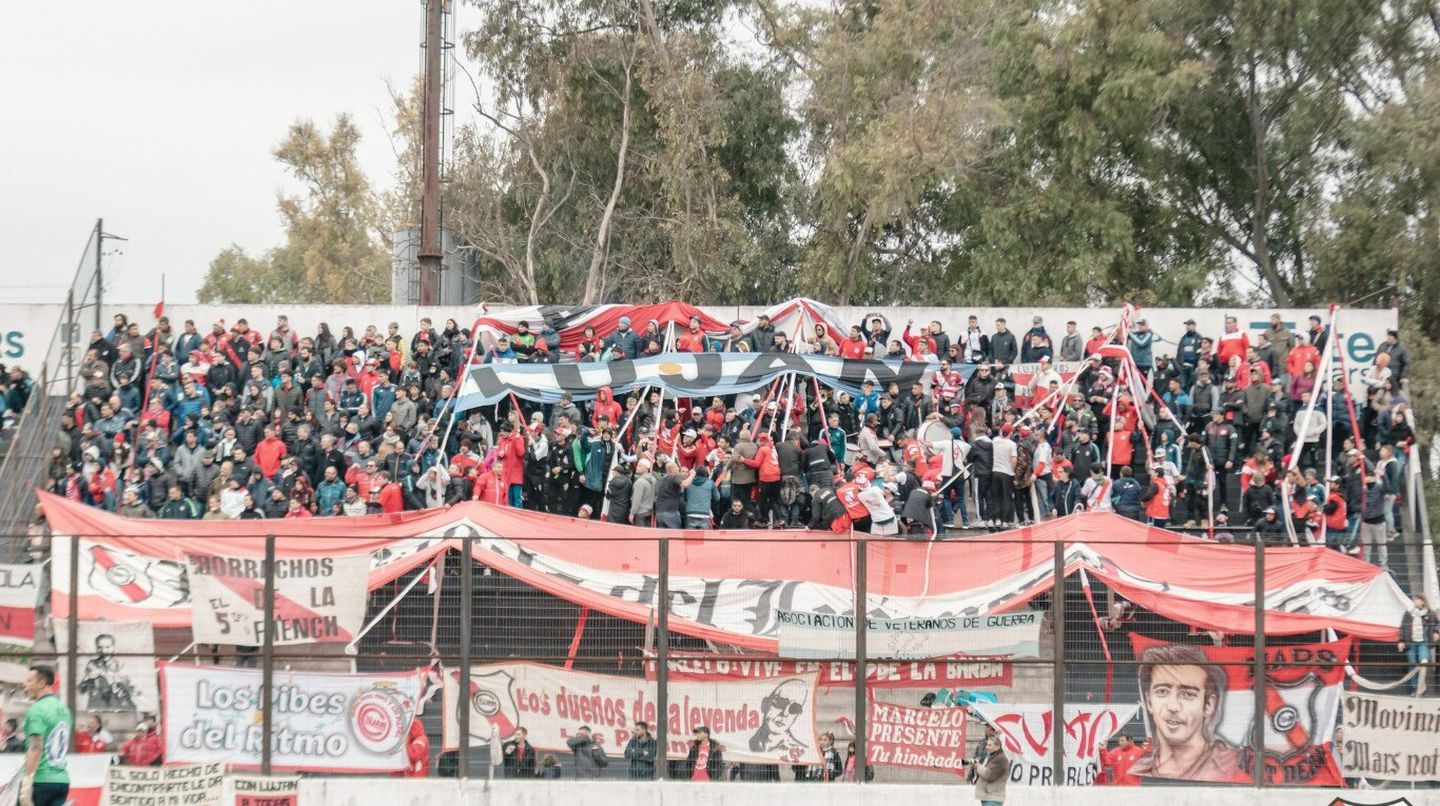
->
xmin=261 ymin=533 xmax=276 ymax=774
xmin=65 ymin=535 xmax=80 ymax=740
xmin=1051 ymin=542 xmax=1065 ymax=787
xmin=1252 ymin=540 xmax=1265 ymax=787
xmin=459 ymin=535 xmax=474 ymax=778
xmin=854 ymin=537 xmax=868 ymax=782
xmin=656 ymin=537 xmax=670 ymax=781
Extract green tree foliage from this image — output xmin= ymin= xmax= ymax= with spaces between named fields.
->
xmin=199 ymin=115 xmax=389 ymax=304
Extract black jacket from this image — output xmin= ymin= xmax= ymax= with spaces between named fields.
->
xmin=502 ymin=739 xmax=537 ymax=778
xmin=683 ymin=741 xmax=724 ymax=781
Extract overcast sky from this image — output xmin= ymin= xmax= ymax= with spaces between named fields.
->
xmin=1 ymin=1 xmax=477 ymax=305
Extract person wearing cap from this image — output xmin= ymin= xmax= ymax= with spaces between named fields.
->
xmin=1174 ymin=317 xmax=1203 ymax=388
xmin=603 ymin=316 xmax=641 ymax=359
xmin=1254 ymin=505 xmax=1286 ymax=544
xmin=1021 ymin=316 xmax=1052 ymax=363
xmin=675 ymin=315 xmax=708 ymax=353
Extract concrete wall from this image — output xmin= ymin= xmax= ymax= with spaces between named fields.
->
xmin=276 ymin=779 xmax=1440 ymax=806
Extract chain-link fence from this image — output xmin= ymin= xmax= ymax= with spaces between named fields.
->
xmin=14 ymin=522 xmax=1437 ymax=790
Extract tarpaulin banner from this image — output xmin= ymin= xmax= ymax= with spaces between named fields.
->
xmin=0 ymin=563 xmax=38 ymax=684
xmin=654 ymin=655 xmax=1013 ymax=689
xmin=866 ymin=700 xmax=969 ymax=775
xmin=232 ymin=774 xmax=301 ymax=806
xmin=1340 ymin=691 xmax=1440 ymax=782
xmin=457 ymin=353 xmax=940 ymax=407
xmin=40 ymin=493 xmax=1414 ymax=648
xmin=776 ymin=610 xmax=1042 ymax=660
xmin=186 ymin=552 xmax=368 ymax=646
xmin=971 ymin=703 xmax=1138 ymax=786
xmin=104 ymin=762 xmax=224 ymax=806
xmin=55 ymin=619 xmax=159 ymax=713
xmin=160 ymin=662 xmax=421 ymax=773
xmin=442 ymin=662 xmax=822 ymax=765
xmin=1127 ymin=635 xmax=1350 ymax=786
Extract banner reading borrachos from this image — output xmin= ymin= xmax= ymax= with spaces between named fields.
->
xmin=160 ymin=662 xmax=421 ymax=773
xmin=1127 ymin=635 xmax=1350 ymax=786
xmin=186 ymin=552 xmax=369 ymax=645
xmin=776 ymin=609 xmax=1041 ymax=660
xmin=971 ymin=703 xmax=1138 ymax=786
xmin=0 ymin=564 xmax=38 ymax=684
xmin=1340 ymin=691 xmax=1440 ymax=782
xmin=442 ymin=662 xmax=822 ymax=765
xmin=866 ymin=701 xmax=969 ymax=776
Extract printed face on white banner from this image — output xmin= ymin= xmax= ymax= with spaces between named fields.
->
xmin=185 ymin=553 xmax=369 ymax=646
xmin=54 ymin=619 xmax=158 ymax=713
xmin=161 ymin=663 xmax=420 ymax=773
xmin=443 ymin=663 xmax=822 ymax=765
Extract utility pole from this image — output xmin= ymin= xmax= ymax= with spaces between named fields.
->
xmin=417 ymin=0 xmax=445 ymax=305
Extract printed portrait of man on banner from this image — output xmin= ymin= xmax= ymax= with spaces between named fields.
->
xmin=1130 ymin=643 xmax=1248 ymax=784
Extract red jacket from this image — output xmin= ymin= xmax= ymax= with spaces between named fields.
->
xmin=676 ymin=331 xmax=707 ymax=353
xmin=376 ymin=482 xmax=403 ymax=514
xmin=744 ymin=442 xmax=781 ymax=482
xmin=472 ymin=471 xmax=506 ymax=505
xmin=253 ymin=437 xmax=287 ymax=478
xmin=836 ymin=483 xmax=870 ymax=520
xmin=838 ymin=337 xmax=867 ymax=360
xmin=591 ymin=386 xmax=623 ymax=430
xmin=497 ymin=432 xmax=528 ymax=487
xmin=121 ymin=730 xmax=163 ymax=766
xmin=345 ymin=465 xmax=375 ymax=499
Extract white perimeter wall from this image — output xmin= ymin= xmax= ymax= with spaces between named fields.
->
xmin=0 ymin=303 xmax=1396 ymax=387
xmin=281 ymin=779 xmax=1440 ymax=806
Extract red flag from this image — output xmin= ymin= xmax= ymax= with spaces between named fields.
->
xmin=153 ymin=300 xmax=165 ymax=319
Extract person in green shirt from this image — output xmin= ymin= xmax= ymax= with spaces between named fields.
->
xmin=20 ymin=665 xmax=71 ymax=806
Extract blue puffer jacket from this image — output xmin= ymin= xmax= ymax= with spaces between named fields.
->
xmin=1111 ymin=476 xmax=1143 ymax=512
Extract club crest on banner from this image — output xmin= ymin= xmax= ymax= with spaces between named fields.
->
xmin=464 ymin=668 xmax=520 ymax=742
xmin=85 ymin=544 xmax=187 ymax=608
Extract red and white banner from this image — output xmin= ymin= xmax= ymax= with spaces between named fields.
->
xmin=0 ymin=753 xmax=111 ymax=806
xmin=40 ymin=493 xmax=1412 ymax=647
xmin=55 ymin=619 xmax=158 ymax=713
xmin=1127 ymin=636 xmax=1350 ymax=786
xmin=0 ymin=563 xmax=38 ymax=684
xmin=186 ymin=552 xmax=368 ymax=646
xmin=866 ymin=701 xmax=969 ymax=775
xmin=971 ymin=703 xmax=1138 ymax=786
xmin=655 ymin=655 xmax=1013 ymax=689
xmin=160 ymin=662 xmax=422 ymax=773
xmin=232 ymin=774 xmax=301 ymax=806
xmin=443 ymin=662 xmax=822 ymax=765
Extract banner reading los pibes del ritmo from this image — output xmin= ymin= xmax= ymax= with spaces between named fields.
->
xmin=160 ymin=662 xmax=422 ymax=773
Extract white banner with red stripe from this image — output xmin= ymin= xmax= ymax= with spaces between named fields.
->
xmin=186 ymin=552 xmax=369 ymax=646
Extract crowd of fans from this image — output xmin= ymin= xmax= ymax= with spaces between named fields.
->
xmin=20 ymin=308 xmax=1418 ymax=555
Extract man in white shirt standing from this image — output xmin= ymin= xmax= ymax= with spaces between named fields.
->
xmin=1081 ymin=465 xmax=1113 ymax=512
xmin=989 ymin=425 xmax=1018 ymax=526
